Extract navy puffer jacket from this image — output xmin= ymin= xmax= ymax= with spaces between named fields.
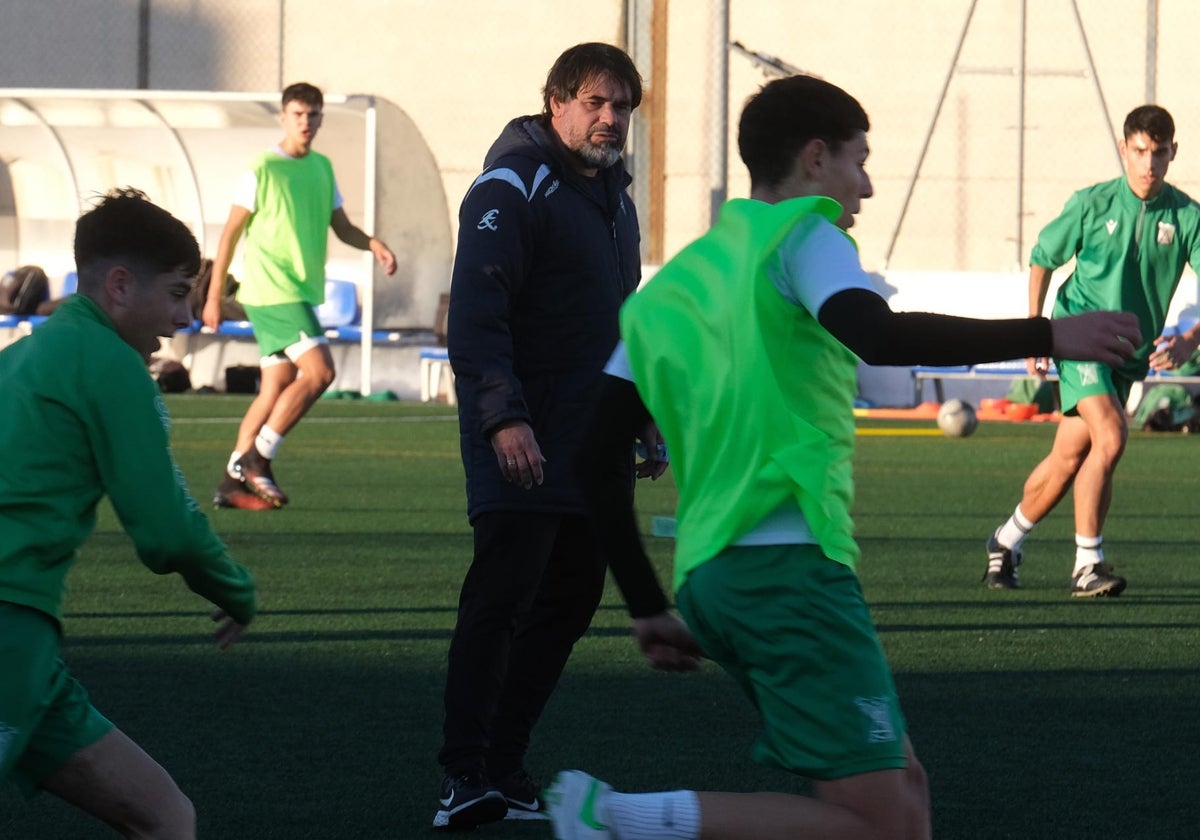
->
xmin=447 ymin=116 xmax=641 ymax=521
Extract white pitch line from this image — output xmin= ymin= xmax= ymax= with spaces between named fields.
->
xmin=170 ymin=414 xmax=458 ymax=425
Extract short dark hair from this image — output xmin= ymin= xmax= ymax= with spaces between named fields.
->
xmin=74 ymin=188 xmax=201 ymax=283
xmin=737 ymin=75 xmax=870 ymax=190
xmin=541 ymin=42 xmax=643 ymax=117
xmin=282 ymin=82 xmax=323 ymax=110
xmin=1124 ymin=105 xmax=1174 ymax=144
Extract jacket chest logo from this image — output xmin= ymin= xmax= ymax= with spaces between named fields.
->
xmin=1158 ymin=221 xmax=1176 ymax=245
xmin=1105 ymin=219 xmax=1117 ymax=235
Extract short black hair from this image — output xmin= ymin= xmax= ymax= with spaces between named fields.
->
xmin=74 ymin=188 xmax=201 ymax=282
xmin=1124 ymin=105 xmax=1174 ymax=144
xmin=738 ymin=75 xmax=870 ymax=190
xmin=541 ymin=42 xmax=643 ymax=117
xmin=282 ymin=81 xmax=323 ymax=110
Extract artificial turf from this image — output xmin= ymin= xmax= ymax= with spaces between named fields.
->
xmin=2 ymin=399 xmax=1196 ymax=839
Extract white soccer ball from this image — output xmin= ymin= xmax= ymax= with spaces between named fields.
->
xmin=937 ymin=399 xmax=978 ymax=438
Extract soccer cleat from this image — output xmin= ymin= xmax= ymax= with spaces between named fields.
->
xmin=544 ymin=770 xmax=614 ymax=840
xmin=1070 ymin=562 xmax=1127 ymax=598
xmin=983 ymin=533 xmax=1021 ymax=589
xmin=494 ymin=768 xmax=548 ymax=821
xmin=212 ymin=474 xmax=276 ymax=511
xmin=236 ymin=449 xmax=288 ymax=508
xmin=431 ymin=770 xmax=507 ymax=831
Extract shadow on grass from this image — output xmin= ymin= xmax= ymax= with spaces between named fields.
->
xmin=2 ymin=644 xmax=1194 ymax=840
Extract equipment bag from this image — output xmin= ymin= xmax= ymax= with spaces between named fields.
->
xmin=0 ymin=265 xmax=50 ymax=315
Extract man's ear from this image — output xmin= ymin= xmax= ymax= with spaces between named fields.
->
xmin=104 ymin=265 xmax=135 ymax=305
xmin=798 ymin=137 xmax=828 ymax=179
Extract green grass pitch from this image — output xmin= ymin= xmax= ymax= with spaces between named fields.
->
xmin=2 ymin=398 xmax=1197 ymax=838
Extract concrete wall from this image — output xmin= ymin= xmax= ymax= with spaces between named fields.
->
xmin=2 ymin=0 xmax=1198 ymax=345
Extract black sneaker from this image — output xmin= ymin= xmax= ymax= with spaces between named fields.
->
xmin=983 ymin=534 xmax=1021 ymax=589
xmin=236 ymin=449 xmax=288 ymax=508
xmin=1070 ymin=562 xmax=1127 ymax=598
xmin=432 ymin=770 xmax=507 ymax=831
xmin=494 ymin=768 xmax=548 ymax=821
xmin=212 ymin=474 xmax=276 ymax=511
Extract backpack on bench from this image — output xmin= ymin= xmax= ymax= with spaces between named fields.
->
xmin=0 ymin=265 xmax=50 ymax=315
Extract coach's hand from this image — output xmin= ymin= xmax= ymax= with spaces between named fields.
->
xmin=491 ymin=421 xmax=545 ymax=489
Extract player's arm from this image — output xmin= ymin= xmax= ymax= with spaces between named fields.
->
xmin=86 ymin=356 xmax=257 ymax=631
xmin=330 ymin=207 xmax=397 ymax=275
xmin=576 ymin=367 xmax=702 ymax=671
xmin=818 ymin=289 xmax=1140 ymax=369
xmin=1025 ymin=264 xmax=1055 ymax=375
xmin=203 ymin=205 xmax=251 ymax=330
xmin=783 ymin=215 xmax=1138 ymax=367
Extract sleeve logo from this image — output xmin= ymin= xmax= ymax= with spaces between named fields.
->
xmin=477 ymin=209 xmax=500 ymax=231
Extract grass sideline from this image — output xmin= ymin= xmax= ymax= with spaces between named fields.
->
xmin=2 ymin=398 xmax=1198 ymax=839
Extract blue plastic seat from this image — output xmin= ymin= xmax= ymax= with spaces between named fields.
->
xmin=61 ymin=271 xmax=78 ymax=296
xmin=315 ymin=279 xmax=358 ymax=328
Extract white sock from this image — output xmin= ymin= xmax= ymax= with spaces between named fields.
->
xmin=996 ymin=505 xmax=1036 ymax=550
xmin=255 ymin=426 xmax=283 ymax=460
xmin=1074 ymin=535 xmax=1103 ymax=574
xmin=226 ymin=450 xmax=243 ymax=477
xmin=607 ymin=789 xmax=701 ymax=840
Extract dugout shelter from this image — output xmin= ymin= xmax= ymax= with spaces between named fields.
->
xmin=0 ymin=88 xmax=451 ymax=393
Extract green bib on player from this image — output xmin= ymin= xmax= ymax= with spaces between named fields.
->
xmin=622 ymin=197 xmax=861 ymax=591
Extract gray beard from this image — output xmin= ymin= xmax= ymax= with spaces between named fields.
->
xmin=573 ymin=141 xmax=621 ymax=170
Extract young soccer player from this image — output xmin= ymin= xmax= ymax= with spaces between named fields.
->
xmin=0 ymin=188 xmax=257 ymax=838
xmin=545 ymin=75 xmax=1141 ymax=840
xmin=983 ymin=104 xmax=1200 ymax=596
xmin=205 ymin=81 xmax=396 ymax=510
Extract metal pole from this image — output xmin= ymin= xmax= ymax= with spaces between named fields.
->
xmin=137 ymin=0 xmax=150 ymax=89
xmin=359 ymin=98 xmax=377 ymax=396
xmin=883 ymin=0 xmax=978 ymax=269
xmin=1016 ymin=0 xmax=1026 ymax=270
xmin=1070 ymin=0 xmax=1121 ymax=169
xmin=708 ymin=0 xmax=729 ymax=226
xmin=278 ymin=0 xmax=285 ymax=91
xmin=1145 ymin=0 xmax=1158 ymax=103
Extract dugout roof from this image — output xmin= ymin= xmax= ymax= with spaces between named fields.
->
xmin=0 ymin=88 xmax=451 ymax=331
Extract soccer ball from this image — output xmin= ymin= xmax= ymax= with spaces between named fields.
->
xmin=937 ymin=399 xmax=978 ymax=437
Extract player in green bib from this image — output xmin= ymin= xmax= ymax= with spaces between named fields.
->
xmin=0 ymin=189 xmax=256 ymax=837
xmin=202 ymin=82 xmax=396 ymax=510
xmin=541 ymin=76 xmax=1141 ymax=840
xmin=984 ymin=105 xmax=1200 ymax=597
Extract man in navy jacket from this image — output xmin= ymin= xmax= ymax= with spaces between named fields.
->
xmin=434 ymin=43 xmax=647 ymax=831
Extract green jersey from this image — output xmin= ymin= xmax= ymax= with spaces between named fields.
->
xmin=622 ymin=197 xmax=860 ymax=591
xmin=0 ymin=295 xmax=257 ymax=626
xmin=1034 ymin=175 xmax=1200 ymax=379
xmin=237 ymin=148 xmax=337 ymax=306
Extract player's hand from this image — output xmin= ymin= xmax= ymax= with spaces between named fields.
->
xmin=372 ymin=240 xmax=397 ymax=276
xmin=1026 ymin=356 xmax=1050 ymax=379
xmin=201 ymin=298 xmax=222 ymax=331
xmin=632 ymin=612 xmax=704 ymax=672
xmin=634 ymin=422 xmax=668 ymax=481
xmin=491 ymin=421 xmax=545 ymax=489
xmin=212 ymin=609 xmax=250 ymax=651
xmin=1149 ymin=331 xmax=1196 ymax=371
xmin=1049 ymin=311 xmax=1141 ymax=368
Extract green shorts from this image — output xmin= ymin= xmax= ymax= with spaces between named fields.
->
xmin=1055 ymin=359 xmax=1135 ymax=415
xmin=676 ymin=545 xmax=907 ymax=781
xmin=0 ymin=602 xmax=113 ymax=797
xmin=243 ymin=302 xmax=326 ymax=360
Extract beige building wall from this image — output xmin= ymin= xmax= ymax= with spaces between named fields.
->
xmin=2 ymin=0 xmax=1198 ymax=281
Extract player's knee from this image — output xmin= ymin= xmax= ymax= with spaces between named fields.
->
xmin=111 ymin=784 xmax=194 ymax=839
